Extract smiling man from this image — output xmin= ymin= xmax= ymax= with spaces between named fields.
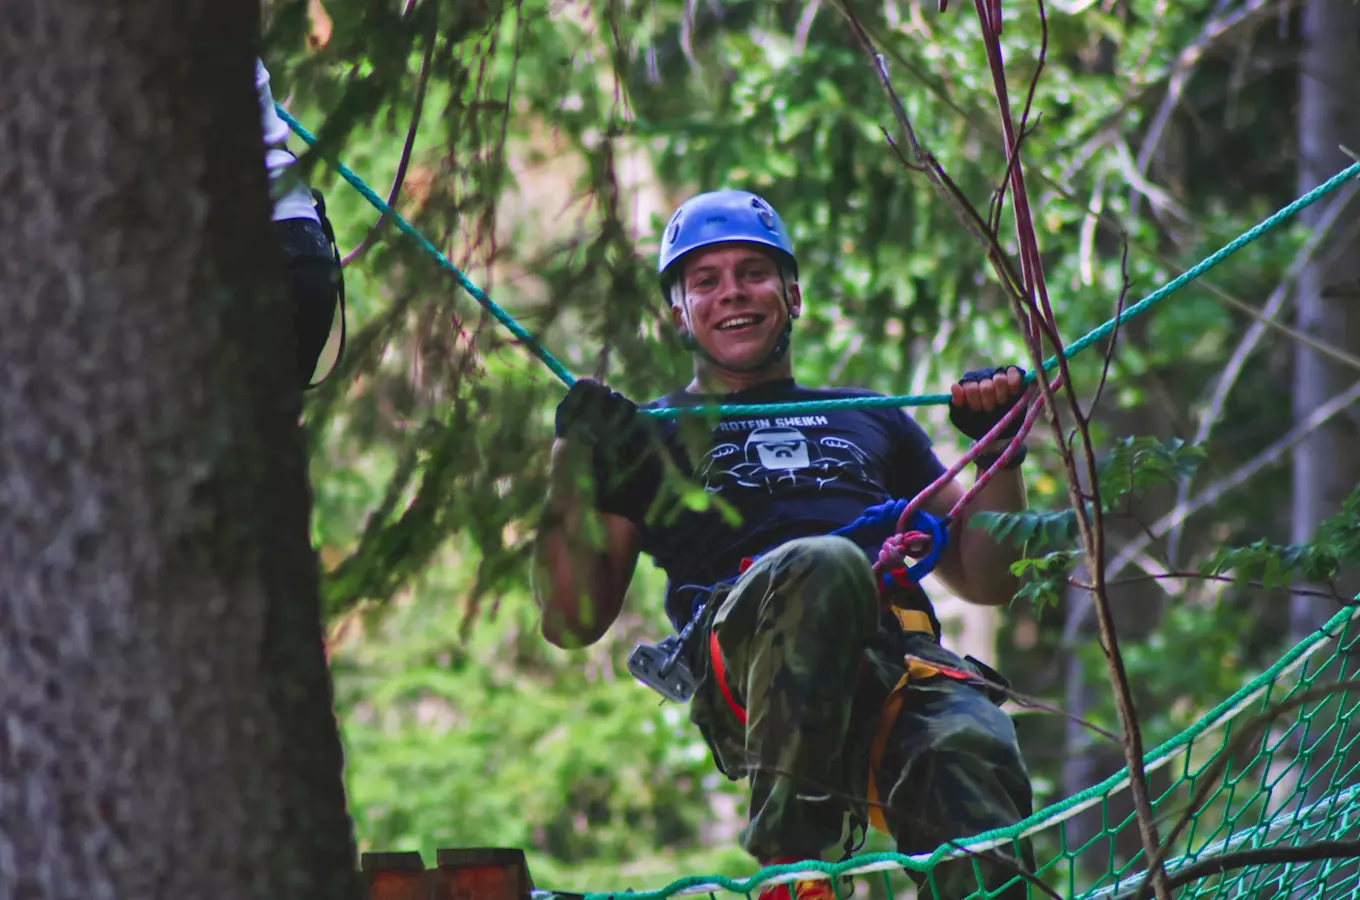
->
xmin=533 ymin=190 xmax=1036 ymax=900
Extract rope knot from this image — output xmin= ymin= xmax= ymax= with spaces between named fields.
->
xmin=876 ymin=530 xmax=934 ymax=572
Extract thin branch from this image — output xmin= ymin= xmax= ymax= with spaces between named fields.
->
xmin=793 ymin=0 xmax=821 ymax=55
xmin=1195 ymin=178 xmax=1359 ymax=440
xmin=680 ymin=0 xmax=700 ymax=71
xmin=826 ymin=332 xmax=864 ymax=383
xmin=1095 ymin=571 xmax=1346 ymax=602
xmin=1112 ymin=137 xmax=1192 ymax=225
xmin=1158 ymin=841 xmax=1360 ymax=895
xmin=1057 ymin=0 xmax=1301 ymax=167
xmin=340 ymin=1 xmax=438 ymax=268
xmin=1166 ymin=178 xmax=1360 ymax=562
xmin=1105 ymin=378 xmax=1360 ymax=582
xmin=990 ymin=682 xmax=1122 ymax=743
xmin=973 ymin=1 xmax=1169 ymax=891
xmin=1087 ymin=240 xmax=1132 ymax=418
xmin=1057 ymin=376 xmax=1360 ymax=641
xmin=843 ymin=11 xmax=1360 ymax=373
xmin=1078 ymin=165 xmax=1109 ymax=287
xmin=855 ymin=3 xmax=1172 ymax=893
xmin=1129 ymin=0 xmax=1269 ymax=223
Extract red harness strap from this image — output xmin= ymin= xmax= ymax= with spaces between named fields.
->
xmin=709 ymin=629 xmax=748 ymax=725
xmin=710 ymin=557 xmax=949 ymax=727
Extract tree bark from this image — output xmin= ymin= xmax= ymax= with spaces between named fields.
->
xmin=1287 ymin=5 xmax=1360 ymax=895
xmin=1291 ymin=0 xmax=1360 ymax=644
xmin=0 ymin=3 xmax=359 ymax=898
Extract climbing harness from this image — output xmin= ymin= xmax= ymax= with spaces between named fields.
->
xmin=627 ymin=501 xmax=952 ymax=707
xmin=631 ymin=363 xmax=1037 ymax=706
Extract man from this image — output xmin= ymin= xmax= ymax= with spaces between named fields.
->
xmin=533 ymin=190 xmax=1036 ymax=900
xmin=256 ymin=57 xmax=345 ymax=388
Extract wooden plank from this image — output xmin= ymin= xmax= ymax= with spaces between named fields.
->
xmin=362 ymin=851 xmax=427 ymax=900
xmin=433 ymin=848 xmax=532 ymax=900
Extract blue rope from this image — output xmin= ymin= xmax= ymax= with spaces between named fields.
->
xmin=278 ymin=105 xmax=1360 ymax=418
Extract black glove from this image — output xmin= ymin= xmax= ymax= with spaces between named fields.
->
xmin=948 ymin=365 xmax=1027 ymax=441
xmin=555 ymin=378 xmax=643 ymax=448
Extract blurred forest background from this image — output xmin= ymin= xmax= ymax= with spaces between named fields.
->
xmin=259 ymin=0 xmax=1359 ymax=893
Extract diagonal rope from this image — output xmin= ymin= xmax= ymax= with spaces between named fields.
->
xmin=278 ymin=105 xmax=1360 ymax=419
xmin=274 ymin=106 xmax=580 ymax=388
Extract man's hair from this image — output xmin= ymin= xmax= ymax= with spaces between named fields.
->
xmin=669 ymin=253 xmax=797 ymax=310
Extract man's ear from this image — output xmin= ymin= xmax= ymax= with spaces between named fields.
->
xmin=786 ymin=282 xmax=803 ymax=320
xmin=670 ymin=298 xmax=687 ymax=332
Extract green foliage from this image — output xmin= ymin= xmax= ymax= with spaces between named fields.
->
xmin=1098 ymin=436 xmax=1207 ymax=510
xmin=974 ymin=436 xmax=1206 ymax=612
xmin=973 ymin=508 xmax=1083 ymax=549
xmin=1201 ymin=486 xmax=1360 ymax=590
xmin=1009 ymin=549 xmax=1083 ymax=615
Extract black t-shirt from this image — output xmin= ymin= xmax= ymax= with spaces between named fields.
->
xmin=596 ymin=378 xmax=948 ymax=632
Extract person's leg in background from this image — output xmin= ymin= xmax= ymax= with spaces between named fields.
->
xmin=257 ymin=58 xmax=342 ymax=389
xmin=273 ymin=216 xmax=340 ymax=386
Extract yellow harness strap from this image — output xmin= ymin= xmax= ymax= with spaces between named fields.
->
xmin=866 ymin=608 xmax=940 ymax=835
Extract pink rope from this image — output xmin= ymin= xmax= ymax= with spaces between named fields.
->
xmin=873 ymin=374 xmax=1059 ymax=578
xmin=872 ymin=0 xmax=1062 ymax=582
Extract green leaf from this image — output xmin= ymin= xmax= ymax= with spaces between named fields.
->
xmin=972 ymin=507 xmax=1084 ymax=550
xmin=1008 ymin=549 xmax=1081 ymax=614
xmin=1098 ymin=436 xmax=1207 ymax=510
xmin=1196 ymin=483 xmax=1360 ymax=592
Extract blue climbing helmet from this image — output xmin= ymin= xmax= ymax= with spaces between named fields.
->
xmin=657 ymin=190 xmax=801 ymax=370
xmin=657 ymin=189 xmax=798 ymax=297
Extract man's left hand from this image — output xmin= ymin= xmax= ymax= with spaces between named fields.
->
xmin=949 ymin=365 xmax=1027 ymax=442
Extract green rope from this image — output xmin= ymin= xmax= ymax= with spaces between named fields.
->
xmin=1052 ymin=160 xmax=1360 ymax=368
xmin=278 ymin=106 xmax=1358 ymax=420
xmin=274 ymin=106 xmax=579 ymax=388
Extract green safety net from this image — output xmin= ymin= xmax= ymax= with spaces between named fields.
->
xmin=543 ymin=602 xmax=1360 ymax=899
xmin=276 ymin=104 xmax=1360 ymax=900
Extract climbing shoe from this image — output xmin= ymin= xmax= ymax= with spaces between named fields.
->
xmin=755 ymin=859 xmax=853 ymax=900
xmin=755 ymin=878 xmax=849 ymax=900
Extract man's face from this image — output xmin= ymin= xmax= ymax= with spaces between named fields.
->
xmin=670 ymin=243 xmax=802 ymax=370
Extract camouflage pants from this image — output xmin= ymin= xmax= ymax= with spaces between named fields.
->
xmin=688 ymin=536 xmax=1036 ymax=900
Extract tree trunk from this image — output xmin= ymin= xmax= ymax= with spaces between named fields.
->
xmin=1291 ymin=0 xmax=1360 ymax=643
xmin=0 ymin=3 xmax=359 ymax=898
xmin=1287 ymin=5 xmax=1360 ymax=894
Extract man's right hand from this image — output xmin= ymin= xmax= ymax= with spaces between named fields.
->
xmin=554 ymin=378 xmax=643 ymax=448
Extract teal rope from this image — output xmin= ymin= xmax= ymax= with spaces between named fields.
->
xmin=633 ymin=159 xmax=1360 ymax=420
xmin=278 ymin=105 xmax=1359 ymax=418
xmin=274 ymin=106 xmax=579 ymax=388
xmin=1049 ymin=160 xmax=1360 ymax=370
